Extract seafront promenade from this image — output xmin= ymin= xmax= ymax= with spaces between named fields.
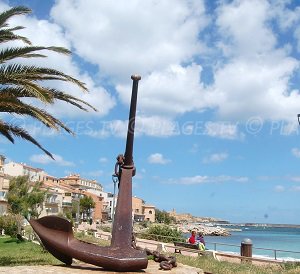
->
xmin=0 ymin=231 xmax=295 ymax=274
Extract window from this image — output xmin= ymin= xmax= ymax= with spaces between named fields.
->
xmin=149 ymin=210 xmax=152 ymax=214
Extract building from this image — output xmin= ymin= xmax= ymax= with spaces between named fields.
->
xmin=143 ymin=204 xmax=156 ymax=222
xmin=3 ymin=161 xmax=45 ymax=182
xmin=40 ymin=181 xmax=64 ymax=216
xmin=0 ymin=158 xmax=155 ymax=224
xmin=0 ymin=155 xmax=9 ymax=216
xmin=82 ymin=191 xmax=104 ymax=223
xmin=132 ymin=196 xmax=155 ymax=222
xmin=59 ymin=174 xmax=103 ymax=192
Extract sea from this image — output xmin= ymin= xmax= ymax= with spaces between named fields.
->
xmin=185 ymin=225 xmax=300 ymax=261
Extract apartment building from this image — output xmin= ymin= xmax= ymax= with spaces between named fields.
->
xmin=0 ymin=155 xmax=9 ymax=216
xmin=81 ymin=191 xmax=104 ymax=223
xmin=3 ymin=161 xmax=45 ymax=182
xmin=132 ymin=196 xmax=155 ymax=222
xmin=59 ymin=174 xmax=103 ymax=192
xmin=1 ymin=158 xmax=155 ymax=223
xmin=40 ymin=178 xmax=87 ymax=219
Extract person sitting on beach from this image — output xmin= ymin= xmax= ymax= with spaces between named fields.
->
xmin=188 ymin=230 xmax=197 ymax=244
xmin=196 ymin=232 xmax=206 ymax=251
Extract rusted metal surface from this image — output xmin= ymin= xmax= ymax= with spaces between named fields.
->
xmin=29 ymin=75 xmax=148 ymax=272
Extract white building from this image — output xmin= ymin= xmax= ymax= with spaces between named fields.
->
xmin=3 ymin=162 xmax=45 ymax=182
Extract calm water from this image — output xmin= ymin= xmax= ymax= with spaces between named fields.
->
xmin=185 ymin=225 xmax=300 ymax=260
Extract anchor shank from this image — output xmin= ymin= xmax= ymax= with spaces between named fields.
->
xmin=123 ymin=75 xmax=141 ymax=167
xmin=111 ymin=168 xmax=133 ymax=247
xmin=111 ymin=75 xmax=141 ymax=247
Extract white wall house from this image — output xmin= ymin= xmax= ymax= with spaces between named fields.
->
xmin=3 ymin=162 xmax=45 ymax=182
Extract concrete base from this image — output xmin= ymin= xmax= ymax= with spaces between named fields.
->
xmin=0 ymin=261 xmax=204 ymax=274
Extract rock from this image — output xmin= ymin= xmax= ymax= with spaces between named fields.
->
xmin=176 ymin=224 xmax=231 ymax=236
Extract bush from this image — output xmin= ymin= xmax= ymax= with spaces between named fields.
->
xmin=0 ymin=215 xmax=18 ymax=237
xmin=139 ymin=224 xmax=185 ymax=243
xmin=100 ymin=226 xmax=112 ymax=233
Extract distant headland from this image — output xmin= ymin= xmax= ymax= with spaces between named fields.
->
xmin=168 ymin=209 xmax=300 ymax=229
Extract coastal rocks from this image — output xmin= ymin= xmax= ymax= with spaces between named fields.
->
xmin=176 ymin=224 xmax=231 ymax=236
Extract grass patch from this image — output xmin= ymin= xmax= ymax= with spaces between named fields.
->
xmin=74 ymin=232 xmax=110 ymax=246
xmin=175 ymin=254 xmax=300 ymax=274
xmin=2 ymin=234 xmax=300 ymax=273
xmin=0 ymin=233 xmax=110 ymax=267
xmin=0 ymin=236 xmax=60 ymax=266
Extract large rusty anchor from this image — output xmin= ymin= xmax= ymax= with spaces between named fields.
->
xmin=29 ymin=75 xmax=148 ymax=271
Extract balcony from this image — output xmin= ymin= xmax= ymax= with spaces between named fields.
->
xmin=45 ymin=200 xmax=59 ymax=205
xmin=62 ymin=202 xmax=72 ymax=207
xmin=0 ymin=196 xmax=7 ymax=202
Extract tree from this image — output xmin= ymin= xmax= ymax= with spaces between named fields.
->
xmin=80 ymin=195 xmax=95 ymax=223
xmin=140 ymin=224 xmax=184 ymax=243
xmin=0 ymin=6 xmax=97 ymax=158
xmin=6 ymin=175 xmax=46 ymax=237
xmin=155 ymin=209 xmax=176 ymax=224
xmin=7 ymin=176 xmax=45 ymax=218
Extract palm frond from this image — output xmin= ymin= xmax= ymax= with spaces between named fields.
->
xmin=0 ymin=46 xmax=71 ymax=63
xmin=0 ymin=119 xmax=53 ymax=159
xmin=0 ymin=86 xmax=54 ymax=103
xmin=7 ymin=26 xmax=25 ymax=32
xmin=52 ymin=90 xmax=98 ymax=111
xmin=0 ymin=64 xmax=87 ymax=91
xmin=0 ymin=97 xmax=73 ymax=134
xmin=0 ymin=6 xmax=31 ymax=28
xmin=0 ymin=6 xmax=98 ymax=157
xmin=0 ymin=30 xmax=31 ymax=44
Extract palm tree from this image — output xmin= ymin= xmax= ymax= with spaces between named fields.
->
xmin=0 ymin=6 xmax=97 ymax=158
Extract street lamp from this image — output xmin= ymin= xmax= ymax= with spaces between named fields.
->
xmin=111 ymin=175 xmax=118 ymax=223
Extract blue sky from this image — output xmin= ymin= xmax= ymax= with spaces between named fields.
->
xmin=1 ymin=0 xmax=300 ymax=224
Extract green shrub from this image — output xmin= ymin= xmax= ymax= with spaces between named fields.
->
xmin=0 ymin=215 xmax=18 ymax=237
xmin=139 ymin=224 xmax=185 ymax=243
xmin=139 ymin=221 xmax=150 ymax=228
xmin=100 ymin=226 xmax=112 ymax=233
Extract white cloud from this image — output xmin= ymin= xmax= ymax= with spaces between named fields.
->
xmin=50 ymin=0 xmax=209 ymax=82
xmin=203 ymin=153 xmax=228 ymax=164
xmin=86 ymin=120 xmax=128 ymax=139
xmin=0 ymin=3 xmax=116 ymax=119
xmin=99 ymin=157 xmax=108 ymax=163
xmin=30 ymin=154 xmax=75 ymax=166
xmin=84 ymin=170 xmax=104 ymax=178
xmin=211 ymin=56 xmax=299 ymax=121
xmin=216 ymin=0 xmax=275 ymax=57
xmin=291 ymin=148 xmax=300 ymax=158
xmin=289 ymin=176 xmax=300 ymax=182
xmin=291 ymin=186 xmax=300 ymax=192
xmin=294 ymin=26 xmax=300 ymax=52
xmin=274 ymin=185 xmax=285 ymax=192
xmin=165 ymin=175 xmax=249 ymax=185
xmin=86 ymin=116 xmax=179 ymax=138
xmin=212 ymin=0 xmax=300 ymax=122
xmin=3 ymin=0 xmax=300 ymax=138
xmin=147 ymin=153 xmax=171 ymax=165
xmin=116 ymin=64 xmax=210 ymax=117
xmin=189 ymin=143 xmax=199 ymax=153
xmin=204 ymin=122 xmax=242 ymax=140
xmin=270 ymin=1 xmax=300 ymax=31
